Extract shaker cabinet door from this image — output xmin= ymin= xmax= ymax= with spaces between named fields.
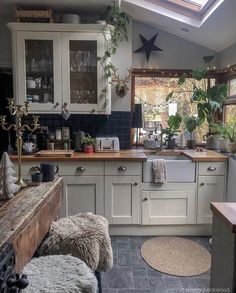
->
xmin=62 ymin=176 xmax=104 ymax=218
xmin=16 ymin=31 xmax=61 ymax=112
xmin=105 ymin=176 xmax=141 ymax=224
xmin=197 ymin=175 xmax=225 ymax=224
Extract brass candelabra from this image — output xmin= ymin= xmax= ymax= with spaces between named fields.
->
xmin=0 ymin=98 xmax=40 ymax=188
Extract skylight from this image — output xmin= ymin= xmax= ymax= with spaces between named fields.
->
xmin=142 ymin=0 xmax=223 ymax=24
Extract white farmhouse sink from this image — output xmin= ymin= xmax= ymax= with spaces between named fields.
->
xmin=143 ymin=155 xmax=196 ymax=183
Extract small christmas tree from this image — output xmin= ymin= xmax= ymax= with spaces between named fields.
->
xmin=0 ymin=152 xmax=20 ymax=200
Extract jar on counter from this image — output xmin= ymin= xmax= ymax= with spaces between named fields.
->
xmin=62 ymin=127 xmax=70 ymax=140
xmin=55 ymin=129 xmax=62 ymax=140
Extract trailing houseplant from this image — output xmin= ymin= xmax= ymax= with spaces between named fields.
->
xmin=98 ymin=3 xmax=130 ymax=96
xmin=81 ymin=135 xmax=96 ymax=153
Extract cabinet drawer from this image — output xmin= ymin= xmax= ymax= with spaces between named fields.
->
xmin=105 ymin=161 xmax=142 ymax=176
xmin=198 ymin=162 xmax=226 ymax=176
xmin=58 ymin=162 xmax=104 ymax=176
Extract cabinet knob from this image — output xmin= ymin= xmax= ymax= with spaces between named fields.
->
xmin=54 ymin=102 xmax=59 ymax=108
xmin=200 ymin=182 xmax=205 ymax=186
xmin=134 ymin=182 xmax=138 ymax=186
xmin=207 ymin=166 xmax=216 ymax=171
xmin=118 ymin=166 xmax=126 ymax=172
xmin=143 ymin=198 xmax=148 ymax=201
xmin=76 ymin=166 xmax=85 ymax=173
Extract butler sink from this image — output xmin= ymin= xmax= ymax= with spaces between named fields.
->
xmin=143 ymin=155 xmax=196 ymax=183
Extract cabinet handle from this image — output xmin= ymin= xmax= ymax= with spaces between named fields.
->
xmin=207 ymin=166 xmax=216 ymax=171
xmin=134 ymin=182 xmax=138 ymax=186
xmin=76 ymin=166 xmax=85 ymax=173
xmin=118 ymin=166 xmax=126 ymax=171
xmin=54 ymin=102 xmax=59 ymax=108
xmin=200 ymin=182 xmax=205 ymax=186
xmin=143 ymin=198 xmax=148 ymax=201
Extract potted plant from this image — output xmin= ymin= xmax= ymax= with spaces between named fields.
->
xmin=211 ymin=120 xmax=236 ymax=152
xmin=183 ymin=115 xmax=200 ymax=149
xmin=166 ymin=68 xmax=228 ymax=146
xmin=162 ymin=113 xmax=182 ymax=149
xmin=81 ymin=135 xmax=96 ymax=153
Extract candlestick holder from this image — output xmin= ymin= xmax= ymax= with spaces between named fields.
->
xmin=0 ymin=98 xmax=40 ymax=188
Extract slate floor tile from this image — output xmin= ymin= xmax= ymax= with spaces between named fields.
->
xmin=102 ymin=267 xmax=134 ymax=289
xmin=180 ymin=277 xmax=210 ymax=289
xmin=133 ymin=267 xmax=147 ymax=278
xmin=118 ymin=249 xmax=146 ymax=267
xmin=149 ymin=277 xmax=168 ymax=292
xmin=134 ymin=277 xmax=150 ymax=289
xmin=117 ymin=289 xmax=150 ymax=293
xmin=102 ymin=236 xmax=210 ymax=293
xmin=146 ymin=268 xmax=164 ymax=278
xmin=164 ymin=278 xmax=183 ymax=290
xmin=130 ymin=236 xmax=142 ymax=249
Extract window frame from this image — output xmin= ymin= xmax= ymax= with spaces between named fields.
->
xmin=222 ymin=67 xmax=236 ymax=122
xmin=130 ymin=68 xmax=218 ymax=146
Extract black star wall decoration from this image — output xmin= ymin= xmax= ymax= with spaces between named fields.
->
xmin=134 ymin=33 xmax=163 ymax=62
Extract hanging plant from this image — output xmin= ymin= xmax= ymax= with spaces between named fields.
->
xmin=98 ymin=2 xmax=130 ymax=96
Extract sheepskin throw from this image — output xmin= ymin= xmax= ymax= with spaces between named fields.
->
xmin=23 ymin=255 xmax=98 ymax=293
xmin=39 ymin=212 xmax=113 ymax=272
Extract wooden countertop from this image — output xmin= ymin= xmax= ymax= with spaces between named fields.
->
xmin=10 ymin=149 xmax=147 ymax=162
xmin=0 ymin=177 xmax=63 ymax=272
xmin=181 ymin=150 xmax=228 ymax=162
xmin=211 ymin=202 xmax=236 ymax=233
xmin=10 ymin=149 xmax=228 ymax=162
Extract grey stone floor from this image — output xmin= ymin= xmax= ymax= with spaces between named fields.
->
xmin=101 ymin=236 xmax=211 ymax=293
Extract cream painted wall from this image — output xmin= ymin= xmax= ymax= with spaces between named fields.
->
xmin=218 ymin=42 xmax=236 ymax=69
xmin=132 ymin=21 xmax=217 ymax=70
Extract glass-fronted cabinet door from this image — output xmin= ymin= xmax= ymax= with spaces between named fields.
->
xmin=62 ymin=32 xmax=111 ymax=114
xmin=16 ymin=31 xmax=61 ymax=112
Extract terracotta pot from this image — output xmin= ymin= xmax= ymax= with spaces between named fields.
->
xmin=84 ymin=144 xmax=94 ymax=153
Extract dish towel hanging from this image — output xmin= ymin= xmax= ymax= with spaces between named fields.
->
xmin=152 ymin=159 xmax=166 ymax=184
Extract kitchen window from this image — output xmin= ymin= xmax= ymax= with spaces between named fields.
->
xmin=131 ymin=69 xmax=214 ymax=145
xmin=224 ymin=77 xmax=236 ymax=124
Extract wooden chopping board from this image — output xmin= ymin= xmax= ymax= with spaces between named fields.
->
xmin=35 ymin=150 xmax=74 ymax=157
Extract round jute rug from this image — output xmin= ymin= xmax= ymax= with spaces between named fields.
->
xmin=141 ymin=237 xmax=211 ymax=277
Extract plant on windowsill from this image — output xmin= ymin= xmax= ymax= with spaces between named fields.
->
xmin=211 ymin=120 xmax=236 ymax=153
xmin=183 ymin=115 xmax=200 ymax=149
xmin=81 ymin=135 xmax=96 ymax=153
xmin=166 ymin=67 xmax=228 ymax=146
xmin=162 ymin=113 xmax=182 ymax=149
xmin=98 ymin=2 xmax=130 ymax=98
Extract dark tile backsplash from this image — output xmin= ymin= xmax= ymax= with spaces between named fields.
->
xmin=26 ymin=111 xmax=132 ymax=149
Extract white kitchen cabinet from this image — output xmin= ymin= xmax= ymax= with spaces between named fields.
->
xmin=58 ymin=161 xmax=104 ymax=218
xmin=197 ymin=175 xmax=225 ymax=224
xmin=197 ymin=161 xmax=227 ymax=224
xmin=104 ymin=161 xmax=142 ymax=224
xmin=141 ymin=184 xmax=196 ymax=225
xmin=63 ymin=176 xmax=104 ymax=217
xmin=105 ymin=175 xmax=141 ymax=224
xmin=7 ymin=22 xmax=111 ymax=114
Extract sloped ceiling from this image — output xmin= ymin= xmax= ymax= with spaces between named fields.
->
xmin=1 ymin=0 xmax=236 ymax=52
